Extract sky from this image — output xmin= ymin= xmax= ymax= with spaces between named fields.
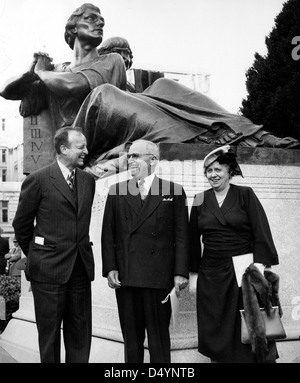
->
xmin=0 ymin=0 xmax=288 ymax=117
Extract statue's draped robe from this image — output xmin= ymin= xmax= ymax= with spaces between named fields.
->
xmin=72 ymin=78 xmax=299 ymax=167
xmin=20 ymin=59 xmax=299 ymax=169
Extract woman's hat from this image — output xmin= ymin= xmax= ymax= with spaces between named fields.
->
xmin=203 ymin=145 xmax=243 ymax=177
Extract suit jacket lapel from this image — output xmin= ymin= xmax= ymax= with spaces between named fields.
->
xmin=123 ymin=178 xmax=143 ymax=216
xmin=205 ymin=189 xmax=227 ymax=225
xmin=76 ymin=169 xmax=86 ymax=214
xmin=220 ymin=184 xmax=236 ymax=216
xmin=131 ymin=176 xmax=164 ymax=233
xmin=50 ymin=162 xmax=77 ymax=211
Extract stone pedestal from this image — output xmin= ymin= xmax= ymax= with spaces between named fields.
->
xmin=23 ymin=110 xmax=56 ymax=174
xmin=1 ymin=144 xmax=300 ymax=363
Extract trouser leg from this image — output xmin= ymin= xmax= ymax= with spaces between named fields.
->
xmin=31 ymin=280 xmax=65 ymax=363
xmin=116 ymin=287 xmax=146 ymax=363
xmin=63 ymin=256 xmax=92 ymax=363
xmin=143 ymin=288 xmax=172 ymax=363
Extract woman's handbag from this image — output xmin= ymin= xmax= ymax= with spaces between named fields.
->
xmin=240 ymin=305 xmax=286 ymax=344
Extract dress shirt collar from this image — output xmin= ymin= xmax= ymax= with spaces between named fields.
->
xmin=57 ymin=159 xmax=76 ymax=181
xmin=137 ymin=173 xmax=155 ymax=195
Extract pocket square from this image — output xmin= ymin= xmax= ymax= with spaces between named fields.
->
xmin=162 ymin=197 xmax=173 ymax=201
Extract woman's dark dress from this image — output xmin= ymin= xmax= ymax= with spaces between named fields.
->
xmin=189 ymin=184 xmax=279 ymax=363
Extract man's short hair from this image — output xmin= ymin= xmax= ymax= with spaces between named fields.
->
xmin=130 ymin=140 xmax=160 ymax=159
xmin=54 ymin=127 xmax=82 ymax=154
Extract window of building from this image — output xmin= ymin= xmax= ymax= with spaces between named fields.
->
xmin=0 ymin=201 xmax=8 ymax=223
xmin=2 ymin=169 xmax=7 ymax=182
xmin=1 ymin=149 xmax=6 ymax=163
xmin=1 ymin=119 xmax=5 ymax=132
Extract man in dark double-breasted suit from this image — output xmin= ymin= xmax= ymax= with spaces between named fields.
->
xmin=101 ymin=139 xmax=190 ymax=363
xmin=13 ymin=127 xmax=95 ymax=363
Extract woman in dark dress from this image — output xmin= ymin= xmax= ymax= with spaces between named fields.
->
xmin=189 ymin=145 xmax=279 ymax=363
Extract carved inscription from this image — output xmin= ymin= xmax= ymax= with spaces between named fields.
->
xmin=31 ymin=128 xmax=41 ymax=139
xmin=23 ymin=110 xmax=56 ymax=174
xmin=30 ymin=127 xmax=43 ymax=165
xmin=31 ymin=141 xmax=43 ymax=151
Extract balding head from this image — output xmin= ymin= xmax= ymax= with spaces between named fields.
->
xmin=127 ymin=140 xmax=159 ymax=179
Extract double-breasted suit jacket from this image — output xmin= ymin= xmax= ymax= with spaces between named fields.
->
xmin=13 ymin=161 xmax=95 ymax=284
xmin=101 ymin=176 xmax=190 ymax=290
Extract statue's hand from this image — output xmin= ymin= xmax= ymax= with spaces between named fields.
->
xmin=85 ymin=154 xmax=129 ymax=179
xmin=86 ymin=159 xmax=120 ymax=179
xmin=33 ymin=52 xmax=54 ymax=73
xmin=28 ymin=58 xmax=37 ymax=75
xmin=215 ymin=131 xmax=240 ymax=144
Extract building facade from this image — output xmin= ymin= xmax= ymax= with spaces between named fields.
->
xmin=0 ymin=102 xmax=24 ymax=241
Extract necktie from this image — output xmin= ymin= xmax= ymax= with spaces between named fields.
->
xmin=67 ymin=170 xmax=75 ymax=190
xmin=138 ymin=178 xmax=147 ymax=200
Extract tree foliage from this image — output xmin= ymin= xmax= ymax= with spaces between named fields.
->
xmin=240 ymin=0 xmax=300 ymax=140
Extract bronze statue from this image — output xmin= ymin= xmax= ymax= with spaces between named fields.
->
xmin=72 ymin=36 xmax=300 ymax=177
xmin=0 ymin=3 xmax=126 ymax=136
xmin=98 ymin=36 xmax=133 ymax=71
xmin=1 ymin=5 xmax=299 ymax=179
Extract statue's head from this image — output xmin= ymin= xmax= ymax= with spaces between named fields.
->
xmin=98 ymin=36 xmax=133 ymax=69
xmin=64 ymin=3 xmax=105 ymax=50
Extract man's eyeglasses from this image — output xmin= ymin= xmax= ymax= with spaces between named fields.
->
xmin=127 ymin=153 xmax=155 ymax=160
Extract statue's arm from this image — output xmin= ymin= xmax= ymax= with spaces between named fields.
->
xmin=34 ymin=55 xmax=90 ymax=100
xmin=35 ymin=70 xmax=90 ymax=100
xmin=0 ymin=72 xmax=38 ymax=100
xmin=0 ymin=53 xmax=44 ymax=100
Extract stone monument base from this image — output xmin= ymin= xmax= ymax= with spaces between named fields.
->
xmin=1 ymin=317 xmax=299 ymax=363
xmin=0 ymin=318 xmax=211 ymax=363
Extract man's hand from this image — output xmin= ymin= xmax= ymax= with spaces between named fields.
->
xmin=107 ymin=270 xmax=121 ymax=289
xmin=174 ymin=275 xmax=189 ymax=298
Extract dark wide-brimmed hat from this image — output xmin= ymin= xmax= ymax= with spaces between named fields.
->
xmin=203 ymin=145 xmax=243 ymax=177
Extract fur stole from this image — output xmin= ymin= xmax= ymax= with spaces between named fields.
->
xmin=241 ymin=263 xmax=282 ymax=363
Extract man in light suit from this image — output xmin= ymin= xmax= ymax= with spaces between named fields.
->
xmin=13 ymin=127 xmax=95 ymax=363
xmin=101 ymin=139 xmax=190 ymax=363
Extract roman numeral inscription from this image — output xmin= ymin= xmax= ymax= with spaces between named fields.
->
xmin=30 ymin=155 xmax=42 ymax=164
xmin=23 ymin=111 xmax=56 ymax=174
xmin=31 ymin=141 xmax=43 ymax=151
xmin=30 ymin=128 xmax=43 ymax=165
xmin=31 ymin=128 xmax=41 ymax=138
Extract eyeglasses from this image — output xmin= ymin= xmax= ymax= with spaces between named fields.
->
xmin=127 ymin=153 xmax=155 ymax=160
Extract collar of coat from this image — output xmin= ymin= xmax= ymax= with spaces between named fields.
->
xmin=204 ymin=184 xmax=238 ymax=225
xmin=50 ymin=162 xmax=86 ymax=212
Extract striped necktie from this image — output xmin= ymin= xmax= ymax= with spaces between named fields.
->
xmin=67 ymin=170 xmax=75 ymax=190
xmin=138 ymin=178 xmax=147 ymax=200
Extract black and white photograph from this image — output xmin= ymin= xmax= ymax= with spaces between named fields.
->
xmin=0 ymin=0 xmax=299 ymax=368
